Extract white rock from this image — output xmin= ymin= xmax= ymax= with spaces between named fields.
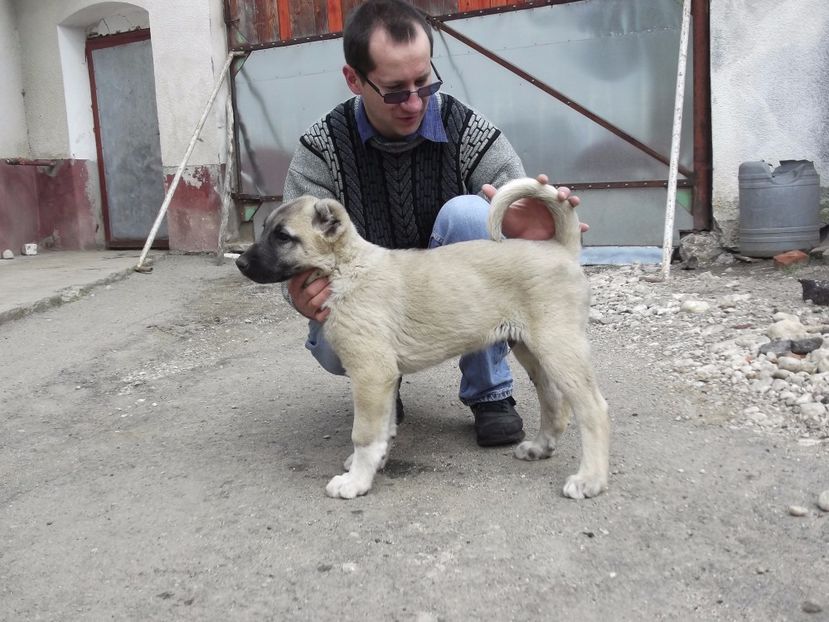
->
xmin=789 ymin=374 xmax=806 ymax=386
xmin=751 ymin=377 xmax=773 ymax=393
xmin=788 ymin=505 xmax=809 ymax=517
xmin=767 ymin=319 xmax=809 ymax=340
xmin=1 ymin=249 xmax=13 ymax=259
xmin=780 ymin=391 xmax=797 ymax=405
xmin=681 ymin=300 xmax=710 ymax=314
xmin=588 ymin=309 xmax=605 ymax=324
xmin=799 ymin=402 xmax=827 ymax=418
xmin=745 ymin=410 xmax=768 ymax=424
xmin=771 ymin=379 xmax=790 ymax=392
xmin=800 ymin=361 xmax=818 ymax=375
xmin=695 ymin=364 xmax=720 ymax=381
xmin=773 ymin=312 xmax=801 ymax=323
xmin=818 ymin=491 xmax=829 ymax=512
xmin=778 ymin=357 xmax=803 ymax=373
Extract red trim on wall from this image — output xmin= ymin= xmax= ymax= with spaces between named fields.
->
xmin=278 ymin=0 xmax=292 ymax=40
xmin=327 ymin=0 xmax=343 ymax=32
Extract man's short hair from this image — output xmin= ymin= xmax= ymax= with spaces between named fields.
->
xmin=343 ymin=0 xmax=434 ymax=76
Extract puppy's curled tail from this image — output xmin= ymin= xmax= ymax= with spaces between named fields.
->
xmin=487 ymin=177 xmax=581 ymax=256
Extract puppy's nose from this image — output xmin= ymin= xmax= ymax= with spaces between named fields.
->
xmin=235 ymin=255 xmax=249 ymax=273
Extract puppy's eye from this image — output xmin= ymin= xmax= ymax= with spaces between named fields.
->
xmin=271 ymin=228 xmax=294 ymax=243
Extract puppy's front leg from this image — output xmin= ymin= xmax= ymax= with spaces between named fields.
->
xmin=326 ymin=378 xmax=396 ymax=499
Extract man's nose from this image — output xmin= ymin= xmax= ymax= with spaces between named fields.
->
xmin=400 ymin=91 xmax=424 ymax=110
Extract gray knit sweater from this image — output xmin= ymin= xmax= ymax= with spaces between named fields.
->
xmin=282 ymin=93 xmax=525 ymax=250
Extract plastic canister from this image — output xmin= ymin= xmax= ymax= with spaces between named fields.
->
xmin=739 ymin=160 xmax=821 ymax=257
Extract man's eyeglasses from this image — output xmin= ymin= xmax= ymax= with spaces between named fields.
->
xmin=358 ymin=62 xmax=443 ymax=105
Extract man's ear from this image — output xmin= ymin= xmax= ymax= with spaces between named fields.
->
xmin=343 ymin=65 xmax=362 ymax=96
xmin=312 ymin=199 xmax=345 ymax=239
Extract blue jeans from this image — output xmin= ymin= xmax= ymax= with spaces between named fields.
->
xmin=304 ymin=194 xmax=513 ymax=406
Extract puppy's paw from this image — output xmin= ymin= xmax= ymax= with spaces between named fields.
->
xmin=343 ymin=453 xmax=354 ymax=471
xmin=514 ymin=439 xmax=554 ymax=461
xmin=562 ymin=473 xmax=607 ymax=499
xmin=325 ymin=472 xmax=371 ymax=499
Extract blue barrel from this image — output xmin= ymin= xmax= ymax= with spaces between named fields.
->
xmin=739 ymin=160 xmax=821 ymax=257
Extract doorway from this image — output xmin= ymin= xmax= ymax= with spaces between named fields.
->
xmin=86 ymin=29 xmax=167 ymax=248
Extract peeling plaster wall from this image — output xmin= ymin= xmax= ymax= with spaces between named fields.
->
xmin=11 ymin=0 xmax=229 ymax=251
xmin=15 ymin=0 xmax=228 ymax=165
xmin=710 ymin=0 xmax=829 ymax=246
xmin=0 ymin=0 xmax=30 ymax=157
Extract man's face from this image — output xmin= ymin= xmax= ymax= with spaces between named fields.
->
xmin=344 ymin=25 xmax=435 ymax=140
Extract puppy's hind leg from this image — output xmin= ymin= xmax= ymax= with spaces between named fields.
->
xmin=511 ymin=341 xmax=571 ymax=461
xmin=326 ymin=372 xmax=397 ymax=499
xmin=535 ymin=336 xmax=610 ymax=499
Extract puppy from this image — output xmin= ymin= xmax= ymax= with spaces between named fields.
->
xmin=237 ymin=178 xmax=609 ymax=500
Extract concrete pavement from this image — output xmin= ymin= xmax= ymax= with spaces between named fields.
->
xmin=0 ymin=250 xmax=162 ymax=324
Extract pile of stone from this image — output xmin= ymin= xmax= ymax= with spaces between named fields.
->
xmin=586 ymin=263 xmax=829 ymax=439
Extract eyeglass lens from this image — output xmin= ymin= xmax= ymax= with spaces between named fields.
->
xmin=363 ymin=62 xmax=443 ymax=104
xmin=382 ymin=81 xmax=442 ymax=104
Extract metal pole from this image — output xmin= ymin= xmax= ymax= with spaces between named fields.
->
xmin=135 ymin=51 xmax=246 ymax=272
xmin=660 ymin=0 xmax=693 ymax=279
xmin=216 ymin=96 xmax=236 ymax=263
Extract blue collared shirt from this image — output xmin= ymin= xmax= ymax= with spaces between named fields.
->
xmin=356 ymin=95 xmax=448 ymax=144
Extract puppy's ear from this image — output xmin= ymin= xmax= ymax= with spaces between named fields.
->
xmin=312 ymin=199 xmax=345 ymax=239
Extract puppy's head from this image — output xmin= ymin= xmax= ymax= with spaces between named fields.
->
xmin=236 ymin=195 xmax=351 ymax=284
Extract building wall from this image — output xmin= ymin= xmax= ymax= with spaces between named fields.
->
xmin=4 ymin=0 xmax=229 ymax=252
xmin=0 ymin=0 xmax=29 ymax=157
xmin=710 ymin=0 xmax=829 ymax=246
xmin=0 ymin=0 xmax=37 ymax=253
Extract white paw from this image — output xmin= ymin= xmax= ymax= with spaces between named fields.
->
xmin=345 ymin=451 xmax=386 ymax=471
xmin=562 ymin=473 xmax=607 ymax=499
xmin=325 ymin=472 xmax=371 ymax=499
xmin=513 ymin=439 xmax=554 ymax=461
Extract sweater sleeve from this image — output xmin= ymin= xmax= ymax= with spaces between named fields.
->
xmin=282 ymin=140 xmax=340 ymax=202
xmin=466 ymin=131 xmax=526 ymax=196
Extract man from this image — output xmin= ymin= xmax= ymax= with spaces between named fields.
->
xmin=281 ymin=0 xmax=580 ymax=446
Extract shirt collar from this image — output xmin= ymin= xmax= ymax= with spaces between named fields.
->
xmin=356 ymin=94 xmax=448 ymax=144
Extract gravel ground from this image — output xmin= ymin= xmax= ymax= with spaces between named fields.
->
xmin=1 ymin=254 xmax=827 ymax=621
xmin=587 ymin=260 xmax=829 ymax=441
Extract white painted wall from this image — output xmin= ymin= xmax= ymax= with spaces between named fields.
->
xmin=0 ymin=0 xmax=30 ymax=157
xmin=710 ymin=0 xmax=829 ymax=244
xmin=13 ymin=0 xmax=228 ymax=166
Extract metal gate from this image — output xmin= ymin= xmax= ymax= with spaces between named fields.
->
xmin=227 ymin=0 xmax=710 ymax=253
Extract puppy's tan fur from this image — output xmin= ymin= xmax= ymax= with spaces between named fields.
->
xmin=237 ymin=178 xmax=610 ymax=499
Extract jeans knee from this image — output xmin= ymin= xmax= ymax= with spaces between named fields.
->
xmin=305 ymin=320 xmax=347 ymax=376
xmin=430 ymin=195 xmax=490 ymax=247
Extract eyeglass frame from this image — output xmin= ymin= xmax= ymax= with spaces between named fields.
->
xmin=356 ymin=61 xmax=443 ymax=105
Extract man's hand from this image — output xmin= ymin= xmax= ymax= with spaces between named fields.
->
xmin=483 ymin=174 xmax=589 ymax=240
xmin=288 ymin=269 xmax=331 ymax=322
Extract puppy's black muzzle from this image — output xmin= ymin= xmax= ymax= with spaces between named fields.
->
xmin=236 ymin=247 xmax=271 ymax=283
xmin=235 ymin=253 xmax=251 ymax=276
xmin=236 ymin=245 xmax=296 ymax=284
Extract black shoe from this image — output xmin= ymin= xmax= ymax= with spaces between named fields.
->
xmin=395 ymin=378 xmax=404 ymax=424
xmin=395 ymin=393 xmax=404 ymax=424
xmin=471 ymin=396 xmax=524 ymax=447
